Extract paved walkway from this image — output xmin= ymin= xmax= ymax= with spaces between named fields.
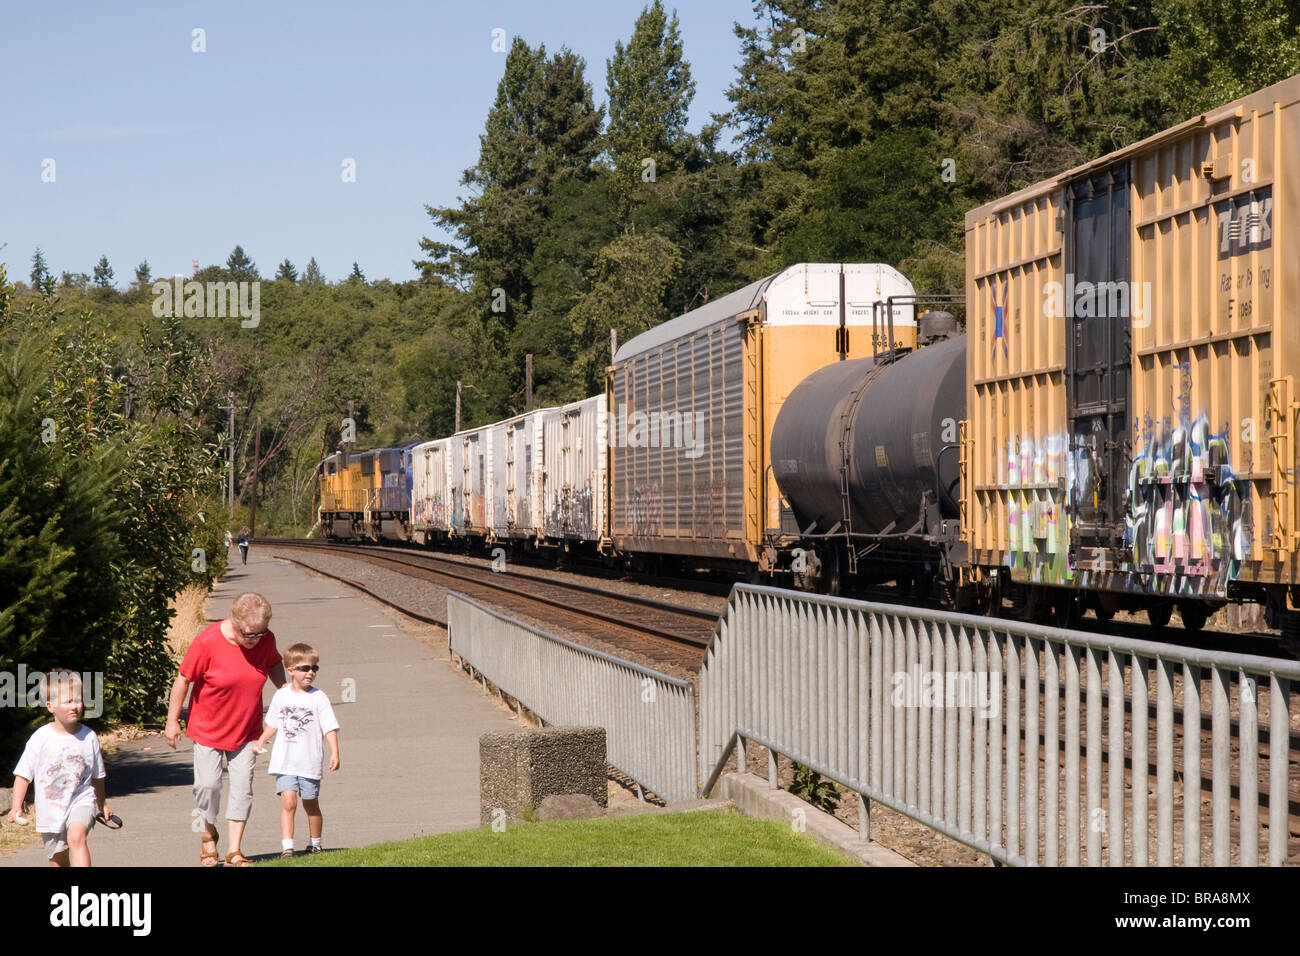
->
xmin=2 ymin=551 xmax=517 ymax=866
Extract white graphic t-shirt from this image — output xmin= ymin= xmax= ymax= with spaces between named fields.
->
xmin=12 ymin=724 xmax=105 ymax=833
xmin=265 ymin=686 xmax=340 ymax=780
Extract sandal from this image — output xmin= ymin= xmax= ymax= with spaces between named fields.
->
xmin=200 ymin=834 xmax=219 ymax=868
xmin=225 ymin=851 xmax=252 ymax=867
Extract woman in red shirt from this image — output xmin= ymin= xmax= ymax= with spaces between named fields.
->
xmin=165 ymin=592 xmax=287 ymax=866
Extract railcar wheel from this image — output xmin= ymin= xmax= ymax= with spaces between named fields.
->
xmin=818 ymin=546 xmax=842 ymax=597
xmin=1146 ymin=603 xmax=1173 ymax=628
xmin=1178 ymin=603 xmax=1210 ymax=633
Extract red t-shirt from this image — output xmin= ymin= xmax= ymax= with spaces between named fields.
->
xmin=180 ymin=622 xmax=280 ymax=751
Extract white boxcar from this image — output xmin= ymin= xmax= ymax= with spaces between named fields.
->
xmin=411 ymin=437 xmax=453 ymax=542
xmin=539 ymin=395 xmax=607 ymax=544
xmin=450 ymin=427 xmax=490 ymax=538
xmin=487 ymin=412 xmax=543 ymax=541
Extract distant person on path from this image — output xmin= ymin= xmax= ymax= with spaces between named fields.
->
xmin=6 ymin=670 xmax=111 ymax=867
xmin=237 ymin=527 xmax=251 ymax=566
xmin=165 ymin=592 xmax=286 ymax=867
xmin=224 ymin=529 xmax=233 ymax=553
xmin=254 ymin=643 xmax=340 ymax=857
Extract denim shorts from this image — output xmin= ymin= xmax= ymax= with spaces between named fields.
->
xmin=275 ymin=774 xmax=320 ymax=799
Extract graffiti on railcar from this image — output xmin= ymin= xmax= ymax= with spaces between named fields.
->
xmin=545 ymin=485 xmax=595 ymax=538
xmin=415 ymin=494 xmax=447 ymax=529
xmin=567 ymin=485 xmax=595 ymax=537
xmin=1124 ymin=410 xmax=1251 ymax=596
xmin=629 ymin=481 xmax=662 ymax=537
xmin=1001 ymin=432 xmax=1073 ymax=585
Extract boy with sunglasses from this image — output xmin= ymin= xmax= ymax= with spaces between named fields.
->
xmin=253 ymin=643 xmax=340 ymax=857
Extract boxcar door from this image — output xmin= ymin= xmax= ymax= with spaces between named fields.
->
xmin=1066 ymin=164 xmax=1133 ymax=566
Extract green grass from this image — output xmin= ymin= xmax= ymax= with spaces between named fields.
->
xmin=265 ymin=809 xmax=857 ymax=867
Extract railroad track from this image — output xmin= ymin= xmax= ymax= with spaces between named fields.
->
xmin=263 ymin=539 xmax=715 ymax=672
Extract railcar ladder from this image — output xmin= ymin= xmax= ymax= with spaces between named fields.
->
xmin=958 ymin=419 xmax=972 ymax=548
xmin=1268 ymin=376 xmax=1298 ymax=557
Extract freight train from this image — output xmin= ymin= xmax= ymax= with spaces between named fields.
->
xmin=320 ymin=260 xmax=918 ymax=561
xmin=320 ymin=75 xmax=1300 ymax=637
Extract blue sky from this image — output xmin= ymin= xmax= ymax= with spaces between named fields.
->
xmin=1 ymin=0 xmax=758 ymax=286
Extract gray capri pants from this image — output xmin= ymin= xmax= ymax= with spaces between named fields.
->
xmin=193 ymin=742 xmax=256 ymax=823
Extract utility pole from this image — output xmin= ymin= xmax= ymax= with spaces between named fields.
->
xmin=346 ymin=399 xmax=355 ymax=452
xmin=218 ymin=390 xmax=240 ymax=520
xmin=525 ymin=354 xmax=533 ymax=413
xmin=249 ymin=416 xmax=261 ymax=537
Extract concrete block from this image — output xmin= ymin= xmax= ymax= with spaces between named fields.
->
xmin=480 ymin=726 xmax=607 ymax=826
xmin=536 ymin=793 xmax=603 ymax=821
xmin=0 ymin=787 xmax=10 ymax=816
xmin=718 ymin=772 xmax=916 ymax=867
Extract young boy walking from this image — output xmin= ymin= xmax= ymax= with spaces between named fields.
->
xmin=6 ymin=670 xmax=111 ymax=867
xmin=254 ymin=644 xmax=340 ymax=856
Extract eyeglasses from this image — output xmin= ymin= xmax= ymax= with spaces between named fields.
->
xmin=241 ymin=629 xmax=270 ymax=641
xmin=292 ymin=664 xmax=319 ymax=673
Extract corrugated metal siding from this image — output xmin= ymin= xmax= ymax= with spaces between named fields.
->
xmin=966 ymin=188 xmax=1072 ymax=584
xmin=488 ymin=421 xmax=508 ymax=537
xmin=611 ymin=318 xmax=746 ymax=559
xmin=452 ymin=430 xmax=488 ymax=535
xmin=964 ymin=74 xmax=1300 ymax=596
xmin=540 ymin=395 xmax=605 ymax=542
xmin=497 ymin=413 xmax=540 ymax=539
xmin=412 ymin=439 xmax=452 ymax=532
xmin=1128 ymin=90 xmax=1289 ymax=592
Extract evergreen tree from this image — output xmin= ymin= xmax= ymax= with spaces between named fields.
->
xmin=93 ymin=254 xmax=115 ymax=288
xmin=302 ymin=258 xmax=324 ymax=285
xmin=30 ymin=248 xmax=50 ymax=289
xmin=1150 ymin=0 xmax=1300 ymax=113
xmin=605 ymin=1 xmax=696 ymax=214
xmin=348 ymin=262 xmax=365 ymax=284
xmin=275 ymin=259 xmax=298 ymax=282
xmin=134 ymin=260 xmax=151 ymax=287
xmin=0 ymin=327 xmax=125 ymax=762
xmin=723 ymin=0 xmax=1168 ymax=281
xmin=418 ymin=39 xmax=603 ymax=326
xmin=225 ymin=245 xmax=259 ymax=281
xmin=568 ymin=232 xmax=682 ymax=394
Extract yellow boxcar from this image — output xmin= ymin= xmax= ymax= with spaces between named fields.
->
xmin=963 ymin=74 xmax=1300 ymax=623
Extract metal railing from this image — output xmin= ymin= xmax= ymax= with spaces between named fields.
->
xmin=446 ymin=591 xmax=698 ymax=802
xmin=699 ymin=585 xmax=1298 ymax=866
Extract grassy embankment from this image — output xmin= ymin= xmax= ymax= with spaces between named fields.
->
xmin=267 ymin=809 xmax=856 ymax=867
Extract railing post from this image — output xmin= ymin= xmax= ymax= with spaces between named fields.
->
xmin=858 ymin=793 xmax=870 ymax=842
xmin=737 ymin=734 xmax=746 ymax=775
xmin=768 ymin=746 xmax=778 ymax=789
